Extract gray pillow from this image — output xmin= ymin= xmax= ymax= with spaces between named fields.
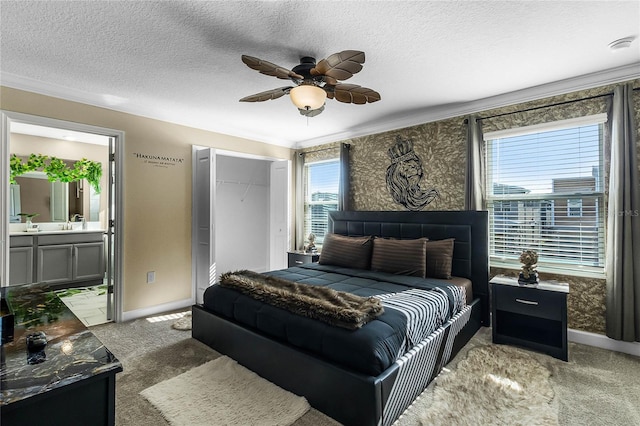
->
xmin=318 ymin=234 xmax=373 ymax=270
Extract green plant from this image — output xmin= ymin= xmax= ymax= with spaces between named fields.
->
xmin=17 ymin=213 xmax=39 ymax=219
xmin=10 ymin=154 xmax=102 ymax=193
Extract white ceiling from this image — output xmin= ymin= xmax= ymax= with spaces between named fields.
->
xmin=1 ymin=1 xmax=639 ymax=149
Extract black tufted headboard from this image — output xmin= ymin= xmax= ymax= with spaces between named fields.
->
xmin=328 ymin=210 xmax=489 ymax=325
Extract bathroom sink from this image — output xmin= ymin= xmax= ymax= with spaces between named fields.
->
xmin=12 ymin=229 xmax=105 ymax=235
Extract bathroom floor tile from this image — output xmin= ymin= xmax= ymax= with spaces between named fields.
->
xmin=56 ymin=286 xmax=110 ymax=327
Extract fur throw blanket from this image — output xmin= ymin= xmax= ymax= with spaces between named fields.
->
xmin=219 ymin=270 xmax=384 ymax=330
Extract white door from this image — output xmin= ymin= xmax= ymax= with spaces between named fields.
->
xmin=269 ymin=160 xmax=289 ymax=271
xmin=193 ymin=147 xmax=216 ymax=303
xmin=0 ymin=113 xmax=9 ymax=286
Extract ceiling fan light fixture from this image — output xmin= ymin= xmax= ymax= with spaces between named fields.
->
xmin=289 ymin=85 xmax=326 ymax=110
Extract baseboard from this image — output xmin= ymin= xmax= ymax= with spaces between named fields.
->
xmin=121 ymin=297 xmax=194 ymax=322
xmin=568 ymin=328 xmax=640 ymax=357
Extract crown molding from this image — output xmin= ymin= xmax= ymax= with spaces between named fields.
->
xmin=3 ymin=63 xmax=639 ymax=151
xmin=0 ymin=72 xmax=294 ymax=149
xmin=295 ymin=63 xmax=640 ymax=148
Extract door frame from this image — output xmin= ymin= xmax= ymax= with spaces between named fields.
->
xmin=191 ymin=146 xmax=291 ymax=303
xmin=0 ymin=111 xmax=125 ymax=322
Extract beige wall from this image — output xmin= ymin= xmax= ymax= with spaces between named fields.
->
xmin=1 ymin=86 xmax=294 ymax=314
xmin=302 ymin=79 xmax=640 ymax=335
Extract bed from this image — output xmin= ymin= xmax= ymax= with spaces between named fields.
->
xmin=193 ymin=210 xmax=489 ymax=426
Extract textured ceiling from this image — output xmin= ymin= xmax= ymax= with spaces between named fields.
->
xmin=1 ymin=1 xmax=639 ymax=148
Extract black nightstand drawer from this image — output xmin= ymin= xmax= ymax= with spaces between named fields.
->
xmin=494 ymin=285 xmax=563 ymax=321
xmin=287 ymin=252 xmax=319 ymax=267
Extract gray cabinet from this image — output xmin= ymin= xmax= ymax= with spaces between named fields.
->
xmin=74 ymin=242 xmax=105 ymax=281
xmin=37 ymin=244 xmax=74 ymax=284
xmin=9 ymin=232 xmax=105 ymax=288
xmin=9 ymin=236 xmax=34 ymax=286
xmin=36 ymin=233 xmax=105 ymax=286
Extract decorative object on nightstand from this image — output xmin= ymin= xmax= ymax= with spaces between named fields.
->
xmin=306 ymin=233 xmax=316 ymax=253
xmin=491 ymin=275 xmax=569 ymax=361
xmin=518 ymin=249 xmax=539 ymax=286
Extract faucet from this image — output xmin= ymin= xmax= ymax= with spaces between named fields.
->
xmin=71 ymin=214 xmax=86 ymax=230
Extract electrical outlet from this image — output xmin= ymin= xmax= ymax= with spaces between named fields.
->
xmin=147 ymin=271 xmax=156 ymax=284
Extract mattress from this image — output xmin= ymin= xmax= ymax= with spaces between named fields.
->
xmin=202 ymin=263 xmax=470 ymax=376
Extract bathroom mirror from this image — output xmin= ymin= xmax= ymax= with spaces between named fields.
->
xmin=10 ymin=171 xmax=99 ymax=223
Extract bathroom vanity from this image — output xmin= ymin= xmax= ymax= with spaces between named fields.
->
xmin=9 ymin=230 xmax=105 ymax=288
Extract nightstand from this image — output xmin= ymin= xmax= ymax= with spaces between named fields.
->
xmin=491 ymin=275 xmax=569 ymax=361
xmin=287 ymin=251 xmax=320 ymax=267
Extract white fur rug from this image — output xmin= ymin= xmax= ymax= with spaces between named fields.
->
xmin=171 ymin=311 xmax=192 ymax=330
xmin=419 ymin=344 xmax=559 ymax=426
xmin=140 ymin=356 xmax=310 ymax=426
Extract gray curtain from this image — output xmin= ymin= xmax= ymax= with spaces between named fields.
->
xmin=294 ymin=152 xmax=305 ymax=250
xmin=465 ymin=115 xmax=485 ymax=210
xmin=338 ymin=143 xmax=351 ymax=211
xmin=606 ymin=83 xmax=640 ymax=342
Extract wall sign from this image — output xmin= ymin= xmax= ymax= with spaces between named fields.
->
xmin=385 ymin=135 xmax=439 ymax=211
xmin=133 ymin=152 xmax=185 ymax=169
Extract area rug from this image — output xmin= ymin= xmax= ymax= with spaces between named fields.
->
xmin=419 ymin=344 xmax=559 ymax=426
xmin=140 ymin=355 xmax=310 ymax=426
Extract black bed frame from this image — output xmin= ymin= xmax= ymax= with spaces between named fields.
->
xmin=193 ymin=210 xmax=489 ymax=426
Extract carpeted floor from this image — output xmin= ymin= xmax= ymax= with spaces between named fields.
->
xmin=90 ymin=312 xmax=640 ymax=426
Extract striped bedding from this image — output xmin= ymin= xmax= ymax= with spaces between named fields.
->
xmin=377 ymin=287 xmax=464 ymax=358
xmin=202 ymin=263 xmax=468 ymax=376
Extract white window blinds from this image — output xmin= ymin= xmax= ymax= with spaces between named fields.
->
xmin=484 ymin=114 xmax=607 ymax=276
xmin=304 ymin=159 xmax=339 ymax=245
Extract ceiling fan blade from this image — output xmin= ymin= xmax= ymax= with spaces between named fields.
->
xmin=312 ymin=50 xmax=365 ymax=81
xmin=332 ymin=84 xmax=381 ymax=104
xmin=322 ymin=75 xmax=338 ymax=86
xmin=241 ymin=55 xmax=303 ymax=80
xmin=239 ymin=87 xmax=292 ymax=102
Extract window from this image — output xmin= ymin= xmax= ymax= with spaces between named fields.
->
xmin=484 ymin=114 xmax=607 ymax=277
xmin=304 ymin=159 xmax=339 ymax=245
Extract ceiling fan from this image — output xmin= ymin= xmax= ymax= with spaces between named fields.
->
xmin=239 ymin=50 xmax=381 ymax=117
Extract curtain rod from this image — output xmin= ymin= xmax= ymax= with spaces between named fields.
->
xmin=298 ymin=143 xmax=350 ymax=156
xmin=468 ymin=87 xmax=640 ymax=123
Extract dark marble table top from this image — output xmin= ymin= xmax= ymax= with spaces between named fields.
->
xmin=1 ymin=283 xmax=122 ymax=406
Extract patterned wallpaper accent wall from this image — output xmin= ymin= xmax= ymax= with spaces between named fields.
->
xmin=301 ymin=79 xmax=639 ymax=335
xmin=349 ymin=121 xmax=467 ymax=211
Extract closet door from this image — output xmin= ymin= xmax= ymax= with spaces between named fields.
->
xmin=193 ymin=148 xmax=216 ymax=304
xmin=269 ymin=160 xmax=289 ymax=271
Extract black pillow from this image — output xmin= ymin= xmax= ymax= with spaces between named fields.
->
xmin=425 ymin=238 xmax=455 ymax=279
xmin=318 ymin=233 xmax=373 ymax=270
xmin=371 ymin=237 xmax=427 ymax=277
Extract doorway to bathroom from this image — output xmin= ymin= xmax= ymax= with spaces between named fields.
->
xmin=1 ymin=111 xmax=124 ymax=324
